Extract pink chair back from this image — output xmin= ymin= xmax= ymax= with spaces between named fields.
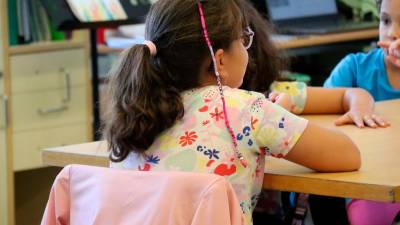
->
xmin=41 ymin=165 xmax=244 ymax=225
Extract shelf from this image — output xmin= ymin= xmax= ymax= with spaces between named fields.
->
xmin=40 ymin=0 xmax=150 ymax=30
xmin=8 ymin=41 xmax=87 ymax=55
xmin=98 ymin=45 xmax=124 ymax=54
xmin=275 ymin=29 xmax=379 ymax=49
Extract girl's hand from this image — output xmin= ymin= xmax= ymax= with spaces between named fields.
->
xmin=335 ymin=109 xmax=390 ymax=128
xmin=269 ymin=92 xmax=294 ymax=112
xmin=378 ymin=40 xmax=391 ymax=50
xmin=378 ymin=40 xmax=400 ymax=67
xmin=388 ymin=40 xmax=400 ymax=67
xmin=336 ymin=88 xmax=390 ymax=128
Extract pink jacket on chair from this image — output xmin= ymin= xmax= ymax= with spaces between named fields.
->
xmin=41 ymin=165 xmax=244 ymax=225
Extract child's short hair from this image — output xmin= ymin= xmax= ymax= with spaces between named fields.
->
xmin=104 ymin=0 xmax=245 ymax=162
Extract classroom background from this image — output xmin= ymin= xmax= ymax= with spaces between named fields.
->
xmin=0 ymin=0 xmax=383 ymax=224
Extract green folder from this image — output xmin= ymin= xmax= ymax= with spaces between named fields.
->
xmin=49 ymin=23 xmax=65 ymax=41
xmin=8 ymin=0 xmax=19 ymax=45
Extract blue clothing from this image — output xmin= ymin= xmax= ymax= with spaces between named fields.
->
xmin=324 ymin=48 xmax=400 ymax=101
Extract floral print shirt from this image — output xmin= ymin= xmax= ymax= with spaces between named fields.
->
xmin=111 ymin=85 xmax=308 ymax=225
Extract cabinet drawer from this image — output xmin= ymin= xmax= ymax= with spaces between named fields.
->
xmin=11 ymin=49 xmax=87 ymax=93
xmin=13 ymin=123 xmax=89 ymax=171
xmin=12 ymin=86 xmax=88 ymax=132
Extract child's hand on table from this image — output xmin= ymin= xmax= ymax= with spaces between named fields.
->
xmin=335 ymin=103 xmax=390 ymax=128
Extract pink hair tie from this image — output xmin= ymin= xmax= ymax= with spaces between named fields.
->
xmin=143 ymin=40 xmax=157 ymax=56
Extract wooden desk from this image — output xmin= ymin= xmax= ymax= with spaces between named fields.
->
xmin=265 ymin=99 xmax=400 ymax=203
xmin=42 ymin=99 xmax=400 ymax=203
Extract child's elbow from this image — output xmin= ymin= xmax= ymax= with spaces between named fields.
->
xmin=320 ymin=134 xmax=362 ymax=173
xmin=341 ymin=136 xmax=362 ymax=172
xmin=348 ymin=148 xmax=361 ymax=171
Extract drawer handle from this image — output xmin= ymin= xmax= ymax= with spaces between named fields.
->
xmin=0 ymin=95 xmax=8 ymax=129
xmin=38 ymin=105 xmax=68 ymax=115
xmin=62 ymin=73 xmax=71 ymax=103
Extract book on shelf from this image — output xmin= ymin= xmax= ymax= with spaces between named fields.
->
xmin=7 ymin=0 xmax=66 ymax=46
xmin=66 ymin=0 xmax=127 ymax=22
xmin=7 ymin=0 xmax=18 ymax=45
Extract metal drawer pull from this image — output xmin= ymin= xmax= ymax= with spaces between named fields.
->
xmin=38 ymin=105 xmax=68 ymax=115
xmin=0 ymin=95 xmax=8 ymax=129
xmin=62 ymin=73 xmax=71 ymax=103
xmin=38 ymin=69 xmax=71 ymax=115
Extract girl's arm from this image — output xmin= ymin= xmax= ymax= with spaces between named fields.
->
xmin=269 ymin=82 xmax=389 ymax=128
xmin=257 ymin=96 xmax=361 ymax=172
xmin=302 ymin=87 xmax=389 ymax=128
xmin=284 ymin=122 xmax=361 ymax=172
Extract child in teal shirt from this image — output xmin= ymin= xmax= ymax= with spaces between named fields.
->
xmin=325 ymin=0 xmax=400 ymax=102
xmin=324 ymin=0 xmax=400 ymax=224
xmin=324 ymin=47 xmax=400 ymax=101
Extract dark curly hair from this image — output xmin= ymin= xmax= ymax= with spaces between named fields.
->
xmin=103 ymin=0 xmax=244 ymax=162
xmin=239 ymin=0 xmax=285 ymax=93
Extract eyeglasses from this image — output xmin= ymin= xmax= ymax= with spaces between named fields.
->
xmin=242 ymin=26 xmax=254 ymax=50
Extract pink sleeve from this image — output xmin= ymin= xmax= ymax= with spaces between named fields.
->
xmin=251 ymin=97 xmax=308 ymax=158
xmin=41 ymin=166 xmax=71 ymax=225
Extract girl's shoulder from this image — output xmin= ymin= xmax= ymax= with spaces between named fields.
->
xmin=346 ymin=48 xmax=383 ymax=66
xmin=183 ymin=85 xmax=266 ymax=103
xmin=224 ymin=86 xmax=266 ymax=100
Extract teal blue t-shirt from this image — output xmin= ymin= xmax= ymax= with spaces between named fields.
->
xmin=324 ymin=48 xmax=400 ymax=101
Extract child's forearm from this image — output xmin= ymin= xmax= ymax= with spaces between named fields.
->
xmin=302 ymin=87 xmax=387 ymax=128
xmin=302 ymin=87 xmax=347 ymax=114
xmin=302 ymin=87 xmax=374 ymax=114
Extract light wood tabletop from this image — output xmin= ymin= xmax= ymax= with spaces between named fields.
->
xmin=42 ymin=99 xmax=400 ymax=202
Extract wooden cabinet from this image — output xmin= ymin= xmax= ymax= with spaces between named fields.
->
xmin=0 ymin=1 xmax=10 ymax=224
xmin=8 ymin=47 xmax=93 ymax=172
xmin=0 ymin=0 xmax=93 ymax=223
xmin=9 ymin=49 xmax=92 ymax=171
